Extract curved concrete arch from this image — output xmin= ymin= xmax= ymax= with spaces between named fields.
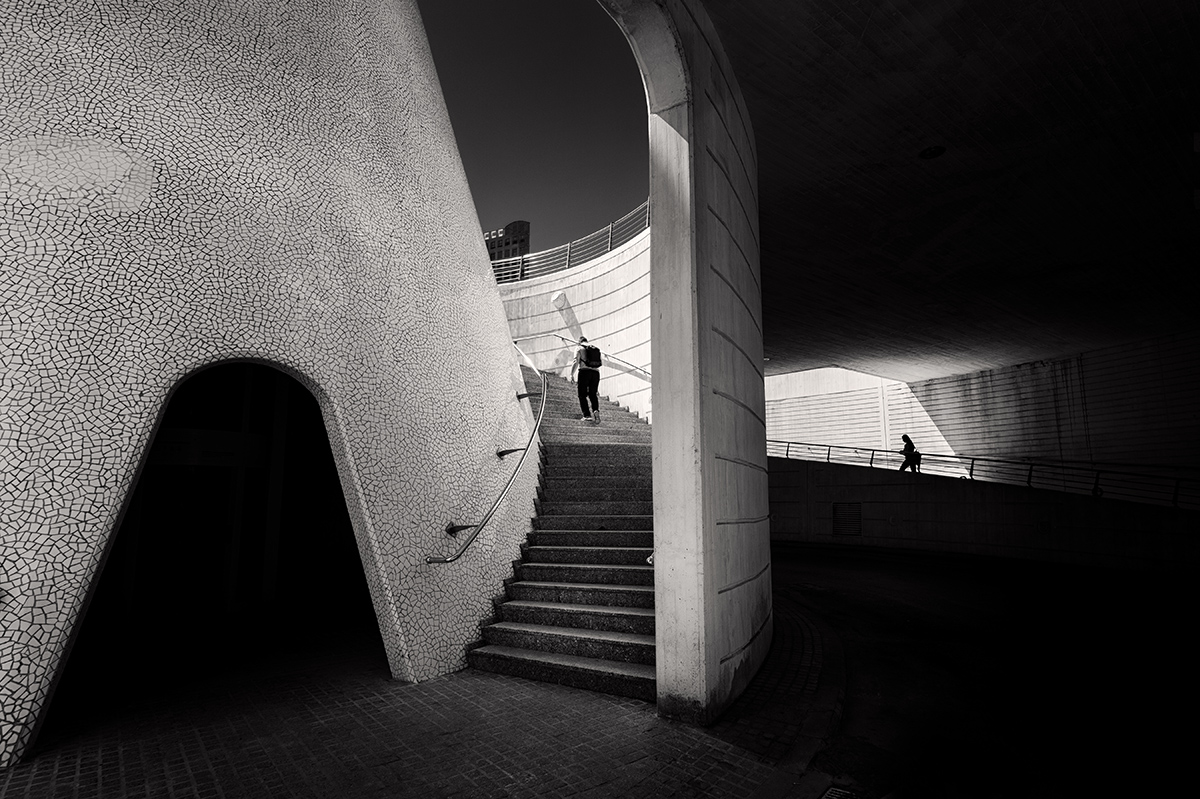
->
xmin=595 ymin=0 xmax=771 ymax=723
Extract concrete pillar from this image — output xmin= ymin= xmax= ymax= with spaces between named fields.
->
xmin=601 ymin=0 xmax=773 ymax=723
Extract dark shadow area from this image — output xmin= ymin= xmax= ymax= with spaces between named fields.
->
xmin=774 ymin=544 xmax=1193 ymax=797
xmin=34 ymin=363 xmax=387 ymax=752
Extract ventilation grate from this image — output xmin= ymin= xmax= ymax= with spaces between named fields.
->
xmin=831 ymin=502 xmax=863 ymax=536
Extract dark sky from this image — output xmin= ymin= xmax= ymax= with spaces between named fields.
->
xmin=417 ymin=0 xmax=648 ymax=251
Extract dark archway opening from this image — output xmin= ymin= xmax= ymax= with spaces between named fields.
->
xmin=34 ymin=363 xmax=387 ymax=752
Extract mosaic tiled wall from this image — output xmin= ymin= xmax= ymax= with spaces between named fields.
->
xmin=0 ymin=0 xmax=539 ymax=766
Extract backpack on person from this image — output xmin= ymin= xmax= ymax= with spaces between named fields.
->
xmin=583 ymin=345 xmax=602 ymax=368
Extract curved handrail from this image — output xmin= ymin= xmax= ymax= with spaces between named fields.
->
xmin=766 ymin=438 xmax=1200 ymax=510
xmin=425 ymin=345 xmax=548 ymax=565
xmin=513 ymin=333 xmax=652 ymax=382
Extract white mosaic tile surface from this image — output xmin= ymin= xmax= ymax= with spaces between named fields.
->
xmin=0 ymin=0 xmax=538 ymax=767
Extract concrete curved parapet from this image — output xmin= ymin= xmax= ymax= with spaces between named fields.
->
xmin=501 ymin=229 xmax=652 ymax=421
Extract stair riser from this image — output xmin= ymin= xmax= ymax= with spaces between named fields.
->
xmin=543 ymin=443 xmax=652 ymax=456
xmin=540 ymin=424 xmax=652 ymax=438
xmin=543 ymin=451 xmax=652 ymax=467
xmin=506 ymin=582 xmax=654 ymax=608
xmin=539 ymin=501 xmax=654 ymax=516
xmin=528 ymin=531 xmax=654 ymax=548
xmin=499 ymin=604 xmax=655 ymax=635
xmin=468 ymin=650 xmax=656 ymax=702
xmin=517 ymin=563 xmax=654 ymax=586
xmin=524 ymin=546 xmax=652 ymax=566
xmin=539 ymin=414 xmax=649 ymax=428
xmin=531 ymin=515 xmax=653 ymax=531
xmin=540 ymin=461 xmax=652 ymax=478
xmin=482 ymin=626 xmax=655 ymax=666
xmin=539 ymin=487 xmax=654 ymax=503
xmin=542 ymin=472 xmax=652 ymax=484
xmin=534 ymin=395 xmax=633 ymax=409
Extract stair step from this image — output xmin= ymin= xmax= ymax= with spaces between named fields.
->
xmin=539 ymin=485 xmax=654 ymax=502
xmin=543 ymin=452 xmax=652 ymax=468
xmin=468 ymin=645 xmax=655 ymax=702
xmin=531 ymin=514 xmax=653 ymax=530
xmin=481 ymin=622 xmax=655 ymax=665
xmin=528 ymin=530 xmax=654 ymax=548
xmin=539 ymin=460 xmax=652 ymax=478
xmin=517 ymin=562 xmax=654 ymax=586
xmin=543 ymin=442 xmax=652 ymax=456
xmin=507 ymin=580 xmax=655 ymax=608
xmin=539 ymin=422 xmax=652 ymax=436
xmin=499 ymin=600 xmax=655 ymax=634
xmin=481 ymin=368 xmax=657 ymax=703
xmin=539 ymin=413 xmax=649 ymax=428
xmin=541 ymin=475 xmax=650 ymax=488
xmin=524 ymin=545 xmax=652 ymax=565
xmin=539 ymin=501 xmax=654 ymax=516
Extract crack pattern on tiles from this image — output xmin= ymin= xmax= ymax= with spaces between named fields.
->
xmin=0 ymin=0 xmax=538 ymax=766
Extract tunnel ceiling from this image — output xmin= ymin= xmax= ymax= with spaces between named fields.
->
xmin=700 ymin=0 xmax=1199 ymax=381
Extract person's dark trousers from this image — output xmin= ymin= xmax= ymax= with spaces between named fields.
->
xmin=578 ymin=370 xmax=600 ymax=416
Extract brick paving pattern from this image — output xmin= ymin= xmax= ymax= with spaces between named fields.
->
xmin=1 ymin=613 xmax=819 ymax=799
xmin=705 ymin=593 xmax=822 ymax=763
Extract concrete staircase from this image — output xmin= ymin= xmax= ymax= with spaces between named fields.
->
xmin=468 ymin=369 xmax=655 ymax=701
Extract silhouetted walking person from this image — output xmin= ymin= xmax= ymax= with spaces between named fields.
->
xmin=899 ymin=434 xmax=921 ymax=473
xmin=571 ymin=337 xmax=602 ymax=424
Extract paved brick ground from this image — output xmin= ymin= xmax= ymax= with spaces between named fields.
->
xmin=0 ymin=599 xmax=820 ymax=799
xmin=705 ymin=593 xmax=821 ymax=763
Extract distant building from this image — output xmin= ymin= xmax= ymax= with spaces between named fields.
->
xmin=483 ymin=220 xmax=530 ymax=261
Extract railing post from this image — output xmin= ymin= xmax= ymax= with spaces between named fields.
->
xmin=565 ymin=241 xmax=571 ymax=269
xmin=518 ymin=255 xmax=525 ymax=280
xmin=969 ymin=459 xmax=975 ymax=479
xmin=607 ymin=221 xmax=614 ymax=252
xmin=827 ymin=446 xmax=832 ymax=463
xmin=1026 ymin=463 xmax=1034 ymax=487
xmin=869 ymin=450 xmax=875 ymax=467
xmin=785 ymin=442 xmax=791 ymax=458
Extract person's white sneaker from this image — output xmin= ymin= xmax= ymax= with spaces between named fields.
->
xmin=592 ymin=409 xmax=601 ymax=424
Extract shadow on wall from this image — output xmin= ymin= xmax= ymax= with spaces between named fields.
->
xmin=550 ymin=290 xmax=583 ymax=372
xmin=32 ymin=363 xmax=385 ymax=752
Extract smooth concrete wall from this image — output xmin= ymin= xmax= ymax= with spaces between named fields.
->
xmin=769 ymin=457 xmax=1198 ymax=569
xmin=0 ymin=0 xmax=537 ymax=766
xmin=601 ymin=0 xmax=772 ymax=724
xmin=907 ymin=332 xmax=1200 ymax=468
xmin=766 ymin=333 xmax=1200 ymax=469
xmin=500 ymin=229 xmax=652 ymax=421
xmin=766 ymin=367 xmax=957 ymax=458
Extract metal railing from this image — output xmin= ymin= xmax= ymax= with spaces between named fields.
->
xmin=492 ymin=199 xmax=649 ymax=284
xmin=513 ymin=333 xmax=652 ymax=382
xmin=426 ymin=347 xmax=548 ymax=565
xmin=767 ymin=439 xmax=1200 ymax=511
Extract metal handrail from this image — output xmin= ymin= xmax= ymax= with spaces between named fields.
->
xmin=492 ymin=199 xmax=649 ymax=284
xmin=766 ymin=438 xmax=1200 ymax=511
xmin=425 ymin=346 xmax=548 ymax=565
xmin=513 ymin=333 xmax=652 ymax=382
